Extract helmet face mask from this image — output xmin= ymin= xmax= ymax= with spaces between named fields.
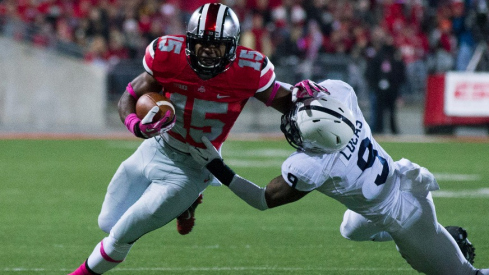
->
xmin=281 ymin=97 xmax=356 ymax=153
xmin=194 ymin=42 xmax=228 ymax=68
xmin=280 ymin=104 xmax=303 ymax=151
xmin=186 ymin=3 xmax=240 ymax=79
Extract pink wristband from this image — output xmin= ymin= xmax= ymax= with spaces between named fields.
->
xmin=126 ymin=83 xmax=139 ymax=100
xmin=265 ymin=82 xmax=281 ymax=106
xmin=124 ymin=113 xmax=141 ymax=135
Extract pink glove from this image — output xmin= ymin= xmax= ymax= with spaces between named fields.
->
xmin=125 ymin=107 xmax=176 ymax=139
xmin=292 ymin=79 xmax=330 ymax=102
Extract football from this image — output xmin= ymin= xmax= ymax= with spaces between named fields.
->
xmin=136 ymin=92 xmax=175 ymax=124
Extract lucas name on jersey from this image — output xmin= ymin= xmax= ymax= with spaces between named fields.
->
xmin=339 ymin=120 xmax=364 ymax=165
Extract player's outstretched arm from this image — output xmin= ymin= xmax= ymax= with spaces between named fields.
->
xmin=189 ymin=137 xmax=309 ymax=210
xmin=254 ymin=79 xmax=331 ymax=114
xmin=254 ymin=81 xmax=293 ymax=114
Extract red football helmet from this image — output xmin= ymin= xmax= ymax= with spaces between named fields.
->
xmin=185 ymin=3 xmax=240 ymax=79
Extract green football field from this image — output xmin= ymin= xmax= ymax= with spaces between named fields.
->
xmin=1 ymin=137 xmax=488 ymax=274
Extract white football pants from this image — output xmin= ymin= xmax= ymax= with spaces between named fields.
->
xmin=340 ymin=192 xmax=479 ymax=275
xmin=98 ymin=136 xmax=211 ymax=243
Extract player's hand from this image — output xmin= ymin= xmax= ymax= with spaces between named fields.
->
xmin=189 ymin=136 xmax=222 ymax=167
xmin=139 ymin=106 xmax=176 ymax=138
xmin=291 ymin=79 xmax=330 ymax=102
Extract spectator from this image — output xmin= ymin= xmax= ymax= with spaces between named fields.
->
xmin=31 ymin=14 xmax=54 ymax=48
xmin=381 ymin=2 xmax=407 ymax=35
xmin=241 ymin=12 xmax=273 ymax=58
xmin=2 ymin=0 xmax=488 ymax=100
xmin=121 ymin=10 xmax=143 ymax=59
xmin=84 ymin=35 xmax=110 ymax=68
xmin=366 ymin=40 xmax=406 ymax=135
xmin=395 ymin=24 xmax=429 ymax=99
xmin=249 ymin=0 xmax=274 ymax=28
xmin=269 ymin=0 xmax=304 ymax=65
xmin=451 ymin=0 xmax=476 ymax=71
xmin=159 ymin=1 xmax=185 ymax=36
xmin=107 ymin=29 xmax=129 ymax=65
xmin=363 ymin=25 xmax=388 ymax=131
xmin=303 ymin=0 xmax=333 ymax=35
xmin=348 ymin=25 xmax=370 ymax=101
xmin=85 ymin=7 xmax=109 ymax=40
xmin=296 ymin=19 xmax=323 ymax=79
xmin=427 ymin=19 xmax=456 ymax=73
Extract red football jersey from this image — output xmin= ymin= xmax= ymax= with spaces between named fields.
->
xmin=143 ymin=35 xmax=276 ymax=150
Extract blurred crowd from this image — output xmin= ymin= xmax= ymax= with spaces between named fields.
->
xmin=1 ymin=0 xmax=488 ymax=99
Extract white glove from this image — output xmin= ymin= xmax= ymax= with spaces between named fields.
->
xmin=139 ymin=106 xmax=176 ymax=138
xmin=189 ymin=136 xmax=222 ymax=167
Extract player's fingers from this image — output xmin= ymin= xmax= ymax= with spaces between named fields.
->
xmin=201 ymin=136 xmax=214 ymax=149
xmin=291 ymin=87 xmax=299 ymax=102
xmin=141 ymin=106 xmax=160 ymax=124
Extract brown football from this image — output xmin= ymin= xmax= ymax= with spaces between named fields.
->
xmin=136 ymin=92 xmax=175 ymax=124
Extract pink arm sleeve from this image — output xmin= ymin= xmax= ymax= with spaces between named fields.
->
xmin=126 ymin=83 xmax=139 ymax=100
xmin=265 ymin=82 xmax=281 ymax=107
xmin=124 ymin=113 xmax=140 ymax=135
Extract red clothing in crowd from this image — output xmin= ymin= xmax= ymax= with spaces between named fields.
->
xmin=395 ymin=26 xmax=429 ymax=64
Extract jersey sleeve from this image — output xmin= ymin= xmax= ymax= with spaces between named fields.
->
xmin=281 ymin=152 xmax=327 ymax=192
xmin=256 ymin=56 xmax=276 ymax=93
xmin=142 ymin=38 xmax=158 ymax=76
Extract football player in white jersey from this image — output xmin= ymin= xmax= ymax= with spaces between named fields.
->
xmin=189 ymin=79 xmax=489 ymax=275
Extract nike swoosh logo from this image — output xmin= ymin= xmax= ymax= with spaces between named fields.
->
xmin=217 ymin=94 xmax=230 ymax=99
xmin=194 ymin=148 xmax=209 ymax=161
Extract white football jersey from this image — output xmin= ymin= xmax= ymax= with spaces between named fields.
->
xmin=281 ymin=80 xmax=398 ymax=216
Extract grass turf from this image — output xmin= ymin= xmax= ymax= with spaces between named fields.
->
xmin=1 ymin=138 xmax=488 ymax=274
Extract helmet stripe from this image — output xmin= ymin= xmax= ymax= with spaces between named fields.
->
xmin=202 ymin=4 xmax=222 ymax=35
xmin=194 ymin=5 xmax=204 ymax=35
xmin=215 ymin=5 xmax=227 ymax=38
xmin=199 ymin=4 xmax=210 ymax=34
xmin=299 ymin=105 xmax=356 ymax=133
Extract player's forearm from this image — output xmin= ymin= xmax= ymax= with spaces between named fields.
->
xmin=206 ymin=159 xmax=269 ymax=211
xmin=228 ymin=175 xmax=268 ymax=211
xmin=254 ymin=82 xmax=293 ymax=114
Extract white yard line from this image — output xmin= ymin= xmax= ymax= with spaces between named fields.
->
xmin=3 ymin=266 xmax=414 ymax=273
xmin=432 ymin=188 xmax=489 ymax=198
xmin=227 ymin=159 xmax=284 ymax=168
xmin=432 ymin=173 xmax=482 ymax=181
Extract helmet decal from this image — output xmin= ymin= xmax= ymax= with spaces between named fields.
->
xmin=298 ymin=105 xmax=355 ymax=133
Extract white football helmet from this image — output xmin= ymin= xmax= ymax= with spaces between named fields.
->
xmin=280 ymin=97 xmax=356 ymax=153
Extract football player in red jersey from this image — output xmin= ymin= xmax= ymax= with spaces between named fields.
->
xmin=69 ymin=3 xmax=293 ymax=274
